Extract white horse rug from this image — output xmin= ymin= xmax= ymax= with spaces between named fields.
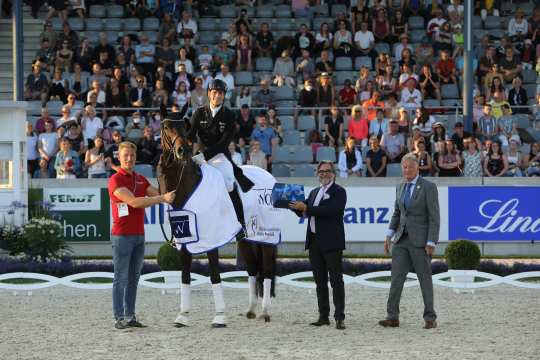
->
xmin=169 ymin=164 xmax=282 ymax=254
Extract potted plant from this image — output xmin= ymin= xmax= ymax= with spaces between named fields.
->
xmin=444 ymin=239 xmax=481 ymax=293
xmin=157 ymin=243 xmax=182 ymax=293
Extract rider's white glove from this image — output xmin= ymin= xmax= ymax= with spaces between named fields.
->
xmin=192 ymin=153 xmax=206 ymax=165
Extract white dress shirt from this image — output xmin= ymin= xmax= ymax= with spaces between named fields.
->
xmin=309 ymin=181 xmax=333 ymax=233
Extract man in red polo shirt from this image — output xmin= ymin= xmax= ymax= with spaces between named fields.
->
xmin=108 ymin=141 xmax=175 ymax=329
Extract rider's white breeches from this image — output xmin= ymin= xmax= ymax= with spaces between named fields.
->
xmin=208 ymin=153 xmax=235 ymax=192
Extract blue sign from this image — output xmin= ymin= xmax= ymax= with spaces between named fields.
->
xmin=170 ymin=215 xmax=192 ymax=238
xmin=449 ymin=187 xmax=540 ymax=241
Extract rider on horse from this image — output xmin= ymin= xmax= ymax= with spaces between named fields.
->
xmin=187 ymin=78 xmax=254 ymax=226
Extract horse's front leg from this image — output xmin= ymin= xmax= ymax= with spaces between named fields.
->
xmin=174 ymin=246 xmax=192 ymax=328
xmin=260 ymin=244 xmax=276 ymax=323
xmin=208 ymin=249 xmax=227 ymax=328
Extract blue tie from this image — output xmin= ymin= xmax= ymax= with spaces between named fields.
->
xmin=402 ymin=183 xmax=413 ymax=209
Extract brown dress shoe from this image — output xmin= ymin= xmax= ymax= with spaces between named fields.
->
xmin=378 ymin=319 xmax=399 ymax=327
xmin=424 ymin=320 xmax=437 ymax=329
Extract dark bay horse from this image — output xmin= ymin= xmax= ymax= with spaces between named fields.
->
xmin=158 ymin=117 xmax=277 ymax=323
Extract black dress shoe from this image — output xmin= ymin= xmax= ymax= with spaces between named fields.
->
xmin=335 ymin=320 xmax=346 ymax=330
xmin=310 ymin=318 xmax=330 ymax=326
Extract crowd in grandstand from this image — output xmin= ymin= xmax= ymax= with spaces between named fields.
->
xmin=21 ymin=0 xmax=540 ymax=179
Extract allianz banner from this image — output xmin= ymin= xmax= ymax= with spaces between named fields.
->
xmin=448 ymin=187 xmax=540 ymax=241
xmin=142 ymin=186 xmax=450 ymax=242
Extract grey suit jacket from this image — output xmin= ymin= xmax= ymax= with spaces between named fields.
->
xmin=389 ymin=177 xmax=440 ymax=247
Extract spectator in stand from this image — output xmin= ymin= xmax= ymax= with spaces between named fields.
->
xmin=362 ymin=90 xmax=385 ymax=122
xmin=399 ymin=48 xmax=417 ymax=75
xmin=236 ymin=34 xmax=253 ymax=71
xmin=506 ymin=139 xmax=524 ymax=177
xmin=88 ymin=63 xmax=108 ymax=91
xmin=273 ymin=50 xmax=295 ymax=88
xmin=375 ymin=52 xmax=391 ymax=77
xmin=155 ymin=39 xmax=176 ymax=74
xmin=400 ymin=79 xmax=423 ymax=110
xmin=48 ymin=68 xmax=69 ymax=103
xmin=315 ymin=50 xmax=334 ymax=77
xmin=478 ymin=104 xmax=498 ymax=141
xmin=413 ymin=138 xmax=433 ymax=177
xmin=26 ymin=122 xmax=39 ymax=177
xmin=358 ymin=80 xmax=374 ymax=105
xmin=137 ymin=126 xmax=159 ymax=167
xmin=499 ymin=47 xmax=522 ymax=84
xmin=518 ymin=39 xmax=535 ymax=69
xmin=198 ymin=64 xmax=213 ymax=90
xmin=462 ymin=137 xmax=484 ymax=177
xmin=35 ymin=39 xmax=55 ymax=72
xmin=497 ymin=104 xmax=519 ymax=146
xmin=46 ymin=0 xmax=68 ymax=22
xmin=36 ymin=121 xmax=58 ymax=178
xmin=198 ymin=46 xmax=213 ymax=70
xmin=365 ymin=136 xmax=388 ymax=177
xmin=247 ymin=140 xmax=267 ymax=171
xmin=478 ymin=0 xmax=500 ymax=20
xmin=483 ymin=63 xmax=504 ymax=97
xmin=172 ymin=81 xmax=190 ymax=110
xmin=55 ymin=137 xmax=81 ymax=179
xmin=66 ymin=121 xmax=86 ymax=160
xmin=65 ymin=63 xmax=87 ymax=101
xmin=398 ymin=63 xmax=419 ymax=89
xmin=419 ymin=64 xmax=442 ymax=101
xmin=236 ymin=104 xmax=255 ymax=147
xmin=174 ymin=47 xmax=194 ymax=75
xmin=87 ymin=79 xmax=106 ymax=105
xmin=129 ymin=76 xmax=151 ymax=109
xmin=348 ymin=105 xmax=369 ymax=148
xmin=415 ymin=37 xmax=434 ymax=67
xmin=338 ymin=136 xmax=363 ymax=178
xmin=251 ymin=115 xmax=275 ymax=170
xmin=413 ymin=107 xmax=436 ymax=144
xmin=369 ymin=109 xmax=389 ymax=139
xmin=489 ymin=91 xmax=510 ymax=119
xmin=381 ymin=120 xmax=406 ymax=163
xmin=436 ymin=50 xmax=457 ymax=85
xmin=25 ymin=61 xmax=48 ymax=102
xmin=508 ymin=9 xmax=529 ymax=41
xmin=451 ymin=122 xmax=472 ymax=152
xmin=58 ymin=21 xmax=79 ymax=51
xmin=150 ymin=79 xmax=168 ymax=108
xmin=229 ymin=141 xmax=244 ymax=167
xmin=235 ymin=86 xmax=252 ymax=108
xmin=394 ymin=34 xmax=413 ymax=63
xmin=254 ymin=78 xmax=275 ymax=108
xmin=174 ymin=63 xmax=193 ymax=91
xmin=190 ymin=77 xmax=209 ymax=109
xmin=126 ymin=112 xmax=145 ymax=142
xmin=324 ymin=105 xmax=344 ymax=148
xmin=314 ymin=22 xmax=333 ymax=56
xmin=385 ymin=93 xmax=401 ymax=122
xmin=56 ymin=105 xmax=77 ymax=129
xmin=297 ymin=79 xmax=318 ymax=119
xmin=293 ymin=24 xmax=316 ymax=59
xmin=438 ymin=139 xmax=462 ymax=177
xmin=85 ymin=135 xmax=107 ymax=179
xmin=508 ymin=77 xmax=528 ymax=114
xmin=433 ymin=22 xmax=453 ymax=55
xmin=333 ymin=20 xmax=354 ymax=58
xmin=255 ymin=22 xmax=274 ymax=58
xmin=455 ymin=47 xmax=478 ymax=79
xmin=296 ymin=49 xmax=316 ymax=84
xmin=431 ymin=122 xmax=448 ymax=154
xmin=40 ymin=21 xmax=57 ymax=50
xmin=81 ymin=105 xmax=103 ymax=146
xmin=390 ymin=9 xmax=407 ymax=43
xmin=93 ymin=33 xmax=116 ymax=65
xmin=158 ymin=13 xmax=177 ymax=45
xmin=177 ymin=10 xmax=198 ymax=45
xmin=354 ymin=21 xmax=377 ymax=69
xmin=135 ymin=35 xmax=156 ymax=82
xmin=316 ymin=72 xmax=335 ymax=115
xmin=478 ymin=46 xmax=498 ymax=84
xmin=215 ymin=64 xmax=235 ymax=103
xmin=338 ymin=79 xmax=357 ymax=108
xmin=221 ymin=24 xmax=238 ymax=49
xmin=118 ymin=36 xmax=135 ymax=66
xmin=106 ymin=78 xmax=129 ymax=117
xmin=372 ymin=8 xmax=391 ymax=43
xmin=105 ymin=130 xmax=123 ymax=174
xmin=377 ymin=64 xmax=397 ymax=98
xmin=523 ymin=142 xmax=540 ymax=176
xmin=484 ymin=140 xmax=508 ymax=177
xmin=35 ymin=107 xmax=55 ymax=134
xmin=267 ymin=107 xmax=283 ymax=149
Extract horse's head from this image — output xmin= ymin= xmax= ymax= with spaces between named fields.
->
xmin=161 ymin=118 xmax=192 ymax=162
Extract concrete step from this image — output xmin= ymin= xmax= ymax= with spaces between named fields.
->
xmin=0 ymin=50 xmax=42 ymax=58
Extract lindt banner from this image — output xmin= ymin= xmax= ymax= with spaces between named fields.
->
xmin=449 ymin=187 xmax=540 ymax=241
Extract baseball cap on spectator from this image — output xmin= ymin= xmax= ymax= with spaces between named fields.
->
xmin=321 ymin=72 xmax=330 ymax=78
xmin=454 ymin=122 xmax=464 ymax=129
xmin=433 ymin=122 xmax=444 ymax=128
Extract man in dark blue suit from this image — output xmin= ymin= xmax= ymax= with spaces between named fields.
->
xmin=289 ymin=161 xmax=347 ymax=330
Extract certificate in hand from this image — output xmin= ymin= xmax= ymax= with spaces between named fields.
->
xmin=271 ymin=183 xmax=306 ymax=208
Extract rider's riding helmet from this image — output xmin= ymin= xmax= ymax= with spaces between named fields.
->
xmin=207 ymin=79 xmax=228 ymax=94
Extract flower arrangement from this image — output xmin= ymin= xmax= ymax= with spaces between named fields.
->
xmin=18 ymin=217 xmax=68 ymax=262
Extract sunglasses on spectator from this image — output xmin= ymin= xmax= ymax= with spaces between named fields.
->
xmin=318 ymin=169 xmax=333 ymax=174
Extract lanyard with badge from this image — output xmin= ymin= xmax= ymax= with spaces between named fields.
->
xmin=117 ymin=172 xmax=137 ymax=217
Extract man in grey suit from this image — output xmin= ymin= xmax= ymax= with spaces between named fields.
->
xmin=379 ymin=153 xmax=440 ymax=329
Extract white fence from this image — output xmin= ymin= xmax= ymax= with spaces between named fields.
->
xmin=0 ymin=271 xmax=539 ymax=294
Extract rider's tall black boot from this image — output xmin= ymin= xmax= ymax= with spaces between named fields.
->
xmin=228 ymin=186 xmax=246 ymax=226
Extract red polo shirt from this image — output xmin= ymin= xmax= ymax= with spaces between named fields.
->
xmin=108 ymin=168 xmax=150 ymax=236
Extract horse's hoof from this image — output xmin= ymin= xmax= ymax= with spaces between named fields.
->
xmin=246 ymin=311 xmax=256 ymax=319
xmin=211 ymin=323 xmax=227 ymax=328
xmin=261 ymin=315 xmax=271 ymax=322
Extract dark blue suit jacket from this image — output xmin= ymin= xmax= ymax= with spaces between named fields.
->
xmin=296 ymin=182 xmax=347 ymax=253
